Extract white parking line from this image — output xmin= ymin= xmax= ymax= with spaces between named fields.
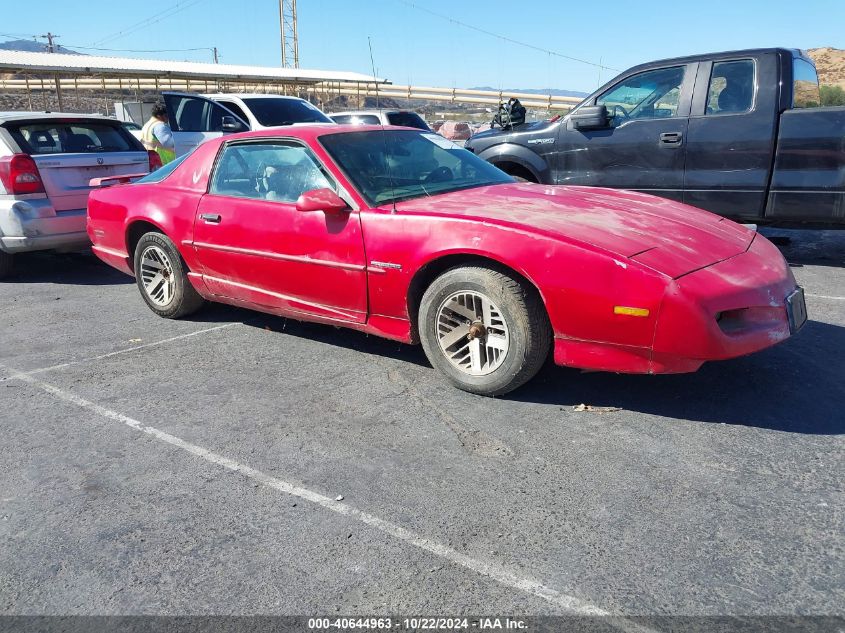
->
xmin=807 ymin=293 xmax=845 ymax=301
xmin=20 ymin=323 xmax=238 ymax=376
xmin=2 ymin=365 xmax=637 ymax=623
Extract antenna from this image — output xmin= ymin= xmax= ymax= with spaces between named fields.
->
xmin=367 ymin=36 xmax=397 ymax=212
xmin=367 ymin=37 xmax=381 ymax=114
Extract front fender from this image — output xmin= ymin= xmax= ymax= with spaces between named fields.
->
xmin=476 ymin=143 xmax=550 ymax=183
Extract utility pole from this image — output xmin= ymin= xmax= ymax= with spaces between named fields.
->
xmin=279 ymin=0 xmax=299 ymax=68
xmin=39 ymin=32 xmax=63 ymax=111
xmin=213 ymin=47 xmax=219 ymax=64
xmin=40 ymin=32 xmax=59 ymax=53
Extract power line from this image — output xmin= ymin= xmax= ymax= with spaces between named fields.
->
xmin=395 ymin=0 xmax=620 ymax=72
xmin=66 ymin=44 xmax=217 ymax=55
xmin=91 ymin=0 xmax=205 ymax=46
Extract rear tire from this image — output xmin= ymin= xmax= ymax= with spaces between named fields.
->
xmin=133 ymin=232 xmax=204 ymax=319
xmin=0 ymin=251 xmax=12 ymax=279
xmin=418 ymin=266 xmax=551 ymax=396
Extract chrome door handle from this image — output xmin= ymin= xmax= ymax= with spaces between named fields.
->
xmin=200 ymin=213 xmax=221 ymax=224
xmin=659 ymin=132 xmax=683 ymax=146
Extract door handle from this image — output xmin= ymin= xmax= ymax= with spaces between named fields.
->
xmin=200 ymin=213 xmax=221 ymax=224
xmin=659 ymin=132 xmax=683 ymax=146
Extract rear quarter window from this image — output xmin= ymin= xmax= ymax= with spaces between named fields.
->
xmin=793 ymin=58 xmax=821 ymax=108
xmin=6 ymin=120 xmax=141 ymax=155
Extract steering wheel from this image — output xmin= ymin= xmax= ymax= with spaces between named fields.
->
xmin=424 ymin=166 xmax=453 ymax=184
xmin=611 ymin=105 xmax=631 ymax=122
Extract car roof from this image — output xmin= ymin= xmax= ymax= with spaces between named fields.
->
xmin=625 ymin=47 xmax=800 ymax=73
xmin=330 ymin=110 xmax=411 ymax=116
xmin=0 ymin=111 xmax=119 ymax=123
xmin=200 ymin=93 xmax=306 ymax=101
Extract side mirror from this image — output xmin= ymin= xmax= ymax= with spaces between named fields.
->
xmin=296 ymin=188 xmax=349 ymax=214
xmin=571 ymin=105 xmax=610 ymax=130
xmin=221 ymin=115 xmax=246 ymax=133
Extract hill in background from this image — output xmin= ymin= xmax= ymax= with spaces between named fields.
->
xmin=807 ymin=48 xmax=845 ymax=88
xmin=0 ymin=39 xmax=82 ymax=55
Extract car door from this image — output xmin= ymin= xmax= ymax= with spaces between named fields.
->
xmin=555 ymin=63 xmax=696 ymax=201
xmin=192 ymin=139 xmax=368 ymax=323
xmin=683 ymin=55 xmax=778 ymax=220
xmin=162 ymin=92 xmax=249 ymax=157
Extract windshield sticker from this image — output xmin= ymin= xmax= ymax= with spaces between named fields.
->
xmin=422 ymin=133 xmax=461 ymax=150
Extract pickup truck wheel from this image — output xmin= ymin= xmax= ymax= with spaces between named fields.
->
xmin=133 ymin=232 xmax=204 ymax=319
xmin=0 ymin=251 xmax=12 ymax=279
xmin=419 ymin=266 xmax=551 ymax=396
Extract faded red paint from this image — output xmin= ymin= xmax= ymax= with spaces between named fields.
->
xmin=87 ymin=125 xmax=803 ymax=375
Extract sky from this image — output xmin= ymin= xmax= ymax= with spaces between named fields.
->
xmin=4 ymin=0 xmax=844 ymax=93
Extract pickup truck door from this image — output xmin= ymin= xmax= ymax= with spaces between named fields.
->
xmin=162 ymin=92 xmax=249 ymax=157
xmin=683 ymin=54 xmax=779 ymax=220
xmin=555 ymin=63 xmax=696 ymax=200
xmin=191 ymin=138 xmax=367 ymax=323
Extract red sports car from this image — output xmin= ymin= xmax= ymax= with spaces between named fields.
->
xmin=87 ymin=125 xmax=807 ymax=396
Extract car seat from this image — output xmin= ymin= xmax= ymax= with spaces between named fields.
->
xmin=717 ymin=81 xmax=752 ymax=113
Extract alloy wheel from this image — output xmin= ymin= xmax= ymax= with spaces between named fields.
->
xmin=139 ymin=245 xmax=176 ymax=307
xmin=436 ymin=290 xmax=510 ymax=376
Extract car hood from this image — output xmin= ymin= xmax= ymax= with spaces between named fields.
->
xmin=393 ymin=183 xmax=755 ymax=278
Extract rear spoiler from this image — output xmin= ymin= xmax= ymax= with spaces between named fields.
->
xmin=88 ymin=173 xmax=149 ymax=188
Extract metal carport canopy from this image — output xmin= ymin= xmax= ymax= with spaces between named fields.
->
xmin=0 ymin=50 xmax=388 ymax=85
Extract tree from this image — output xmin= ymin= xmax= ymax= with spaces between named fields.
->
xmin=820 ymin=84 xmax=845 ymax=106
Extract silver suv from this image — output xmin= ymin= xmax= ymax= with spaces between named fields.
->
xmin=0 ymin=112 xmax=154 ymax=277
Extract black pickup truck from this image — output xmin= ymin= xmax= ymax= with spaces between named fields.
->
xmin=465 ymin=48 xmax=845 ymax=227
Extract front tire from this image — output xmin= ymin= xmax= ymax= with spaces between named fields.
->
xmin=418 ymin=266 xmax=551 ymax=396
xmin=133 ymin=232 xmax=204 ymax=319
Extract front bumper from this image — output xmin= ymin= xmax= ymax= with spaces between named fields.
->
xmin=650 ymin=234 xmax=799 ymax=369
xmin=0 ymin=197 xmax=89 ymax=254
xmin=552 ymin=235 xmax=801 ymax=375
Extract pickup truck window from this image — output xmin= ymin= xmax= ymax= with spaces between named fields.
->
xmin=597 ymin=66 xmax=685 ymax=126
xmin=793 ymin=58 xmax=821 ymax=108
xmin=706 ymin=60 xmax=755 ymax=115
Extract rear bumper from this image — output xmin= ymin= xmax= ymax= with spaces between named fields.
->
xmin=553 ymin=235 xmax=800 ymax=375
xmin=0 ymin=198 xmax=89 ymax=253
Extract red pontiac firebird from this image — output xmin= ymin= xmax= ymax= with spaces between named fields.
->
xmin=87 ymin=125 xmax=807 ymax=396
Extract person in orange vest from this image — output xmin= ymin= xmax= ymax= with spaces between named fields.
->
xmin=140 ymin=104 xmax=176 ymax=165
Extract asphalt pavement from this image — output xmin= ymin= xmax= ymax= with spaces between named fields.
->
xmin=0 ymin=229 xmax=842 ymax=622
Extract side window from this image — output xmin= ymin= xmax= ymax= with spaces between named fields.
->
xmin=597 ymin=66 xmax=686 ymax=126
xmin=793 ymin=58 xmax=821 ymax=109
xmin=706 ymin=60 xmax=755 ymax=115
xmin=166 ymin=95 xmax=208 ymax=132
xmin=207 ymin=101 xmax=245 ymax=131
xmin=210 ymin=142 xmax=333 ymax=202
xmin=215 ymin=101 xmax=249 ymax=123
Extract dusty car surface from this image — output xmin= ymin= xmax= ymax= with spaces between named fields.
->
xmin=87 ymin=125 xmax=806 ymax=396
xmin=0 ymin=111 xmax=155 ymax=277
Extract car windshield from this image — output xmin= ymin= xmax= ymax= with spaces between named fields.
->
xmin=241 ymin=97 xmax=332 ymax=126
xmin=320 ymin=129 xmax=513 ymax=206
